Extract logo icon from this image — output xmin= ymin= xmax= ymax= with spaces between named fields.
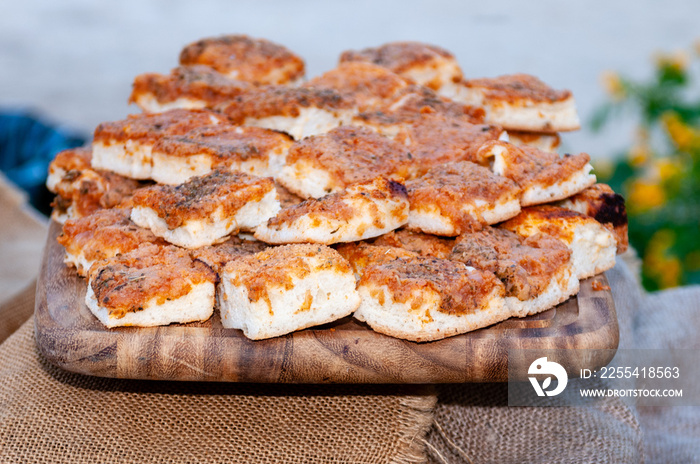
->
xmin=528 ymin=357 xmax=568 ymax=397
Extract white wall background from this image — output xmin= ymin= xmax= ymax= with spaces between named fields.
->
xmin=1 ymin=0 xmax=698 ymax=158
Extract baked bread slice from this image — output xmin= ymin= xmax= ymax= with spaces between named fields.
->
xmin=406 ymin=161 xmax=521 ymax=236
xmin=57 ymin=207 xmax=164 ymax=277
xmin=450 ymin=227 xmax=579 ymax=317
xmin=218 ymin=86 xmax=354 ymax=140
xmin=91 ymin=109 xmax=225 ymax=179
xmin=179 ymin=34 xmax=305 ymax=85
xmin=354 ymin=256 xmax=507 ymax=342
xmin=219 ymin=244 xmax=361 ymax=340
xmin=556 ymin=183 xmax=629 ymax=254
xmin=392 ymin=112 xmax=504 ymax=175
xmin=47 ymin=147 xmax=141 ymax=223
xmin=354 ymin=85 xmax=485 ymax=138
xmin=507 ymin=130 xmax=560 ymax=152
xmin=476 ymin=140 xmax=596 ymax=206
xmin=277 ymin=125 xmax=416 ymax=198
xmin=450 ymin=74 xmax=580 ymax=132
xmin=130 ymin=169 xmax=279 ymax=248
xmin=303 ymin=62 xmax=409 ymax=111
xmin=129 ymin=65 xmax=253 ymax=113
xmin=86 ymin=244 xmax=217 ymax=328
xmin=255 ymin=177 xmax=409 ymax=245
xmin=339 ymin=41 xmax=463 ymax=94
xmin=500 ymin=206 xmax=617 ymax=279
xmin=370 ymin=229 xmax=455 ymax=259
xmin=150 ymin=125 xmax=293 ymax=184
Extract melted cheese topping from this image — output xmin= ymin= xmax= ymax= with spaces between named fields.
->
xmin=130 ymin=170 xmax=274 ymax=229
xmin=88 ymin=244 xmax=216 ymax=318
xmin=464 ymin=74 xmax=572 ymax=103
xmin=179 ymin=35 xmax=305 ymax=85
xmin=371 ymin=229 xmax=454 ymax=259
xmin=451 ymin=227 xmax=571 ymax=300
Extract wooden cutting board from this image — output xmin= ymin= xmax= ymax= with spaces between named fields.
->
xmin=35 ymin=221 xmax=619 ymax=383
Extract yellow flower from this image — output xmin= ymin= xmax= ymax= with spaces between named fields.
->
xmin=628 ymin=144 xmax=651 ymax=167
xmin=644 ymin=230 xmax=682 ymax=288
xmin=654 ymin=50 xmax=690 ymax=73
xmin=600 ymin=71 xmax=626 ymax=100
xmin=627 ymin=179 xmax=665 ymax=212
xmin=662 ymin=112 xmax=700 ymax=152
xmin=654 ymin=158 xmax=681 ymax=182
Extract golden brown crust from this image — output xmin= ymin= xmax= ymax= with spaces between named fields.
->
xmin=58 ymin=208 xmax=164 ymax=266
xmin=477 ymin=141 xmax=591 ymax=189
xmin=304 ymin=62 xmax=408 ymax=109
xmin=131 ymin=170 xmax=274 ymax=229
xmin=371 ymin=229 xmax=454 ymax=259
xmin=394 ymin=113 xmax=502 ymax=174
xmin=224 ymin=244 xmax=351 ymax=306
xmin=49 ymin=148 xmax=143 ymax=218
xmin=500 ymin=205 xmax=588 ymax=242
xmin=286 ymin=126 xmax=416 ymax=187
xmin=93 ymin=109 xmax=223 ymax=145
xmin=268 ymin=177 xmax=408 ymax=229
xmin=464 ymin=74 xmax=571 ymax=103
xmin=359 ymin=256 xmax=504 ymax=315
xmin=219 ymin=86 xmax=351 ymax=124
xmin=190 ymin=236 xmax=269 ymax=273
xmin=561 ymin=184 xmax=629 ymax=253
xmin=450 ymin=227 xmax=571 ymax=300
xmin=179 ymin=35 xmax=305 ymax=84
xmin=152 ymin=125 xmax=292 ymax=164
xmin=356 ymin=85 xmax=485 ymax=126
xmin=339 ymin=41 xmax=457 ymax=76
xmin=406 ymin=161 xmax=520 ymax=232
xmin=335 ymin=242 xmax=417 ymax=276
xmin=89 ymin=244 xmax=216 ymax=318
xmin=129 ymin=65 xmax=253 ymax=107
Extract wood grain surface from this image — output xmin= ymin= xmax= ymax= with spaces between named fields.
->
xmin=35 ymin=221 xmax=619 ymax=383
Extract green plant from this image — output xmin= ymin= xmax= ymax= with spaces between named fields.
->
xmin=592 ymin=45 xmax=700 ymax=290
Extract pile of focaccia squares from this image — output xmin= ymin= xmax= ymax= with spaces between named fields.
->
xmin=48 ymin=35 xmax=628 ymax=342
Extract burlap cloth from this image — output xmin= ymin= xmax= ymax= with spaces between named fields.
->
xmin=1 ymin=176 xmax=698 ymax=463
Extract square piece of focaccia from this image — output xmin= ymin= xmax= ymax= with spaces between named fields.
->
xmin=303 ymin=62 xmax=409 ymax=111
xmin=506 ymin=130 xmax=560 ymax=153
xmin=277 ymin=125 xmax=416 ymax=199
xmin=500 ymin=205 xmax=618 ymax=280
xmin=354 ymin=256 xmax=507 ymax=342
xmin=406 ymin=161 xmax=521 ymax=236
xmin=556 ymin=183 xmax=629 ymax=254
xmin=219 ymin=86 xmax=354 ymax=141
xmin=58 ymin=208 xmax=164 ymax=277
xmin=86 ymin=244 xmax=217 ymax=328
xmin=219 ymin=244 xmax=361 ymax=340
xmin=392 ymin=112 xmax=504 ymax=175
xmin=47 ymin=147 xmax=141 ymax=223
xmin=130 ymin=169 xmax=279 ymax=249
xmin=476 ymin=140 xmax=596 ymax=206
xmin=450 ymin=227 xmax=579 ymax=318
xmin=449 ymin=74 xmax=580 ymax=132
xmin=339 ymin=41 xmax=464 ymax=94
xmin=255 ymin=177 xmax=409 ymax=245
xmin=129 ymin=65 xmax=254 ymax=113
xmin=178 ymin=34 xmax=306 ymax=85
xmin=91 ymin=109 xmax=225 ymax=179
xmin=370 ymin=229 xmax=455 ymax=259
xmin=150 ymin=125 xmax=293 ymax=185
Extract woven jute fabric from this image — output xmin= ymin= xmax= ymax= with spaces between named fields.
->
xmin=0 ymin=318 xmax=436 ymax=463
xmin=0 ymin=279 xmax=36 ymax=345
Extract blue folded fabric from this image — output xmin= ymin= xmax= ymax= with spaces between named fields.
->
xmin=0 ymin=110 xmax=86 ymax=214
